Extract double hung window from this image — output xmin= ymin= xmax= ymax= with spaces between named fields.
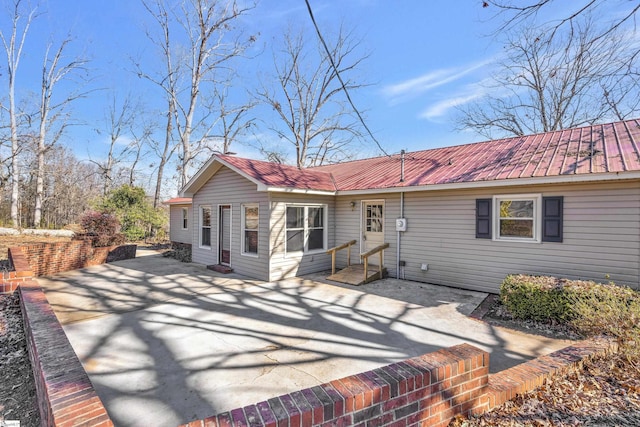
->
xmin=242 ymin=204 xmax=259 ymax=255
xmin=286 ymin=205 xmax=326 ymax=253
xmin=200 ymin=206 xmax=212 ymax=247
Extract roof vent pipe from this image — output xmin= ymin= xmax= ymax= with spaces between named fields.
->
xmin=400 ymin=149 xmax=405 ymax=183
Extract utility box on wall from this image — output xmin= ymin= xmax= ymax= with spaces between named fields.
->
xmin=395 ymin=218 xmax=407 ymax=232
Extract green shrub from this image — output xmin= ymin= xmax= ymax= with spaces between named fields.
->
xmin=500 ymin=274 xmax=640 ymax=358
xmin=500 ymin=274 xmax=574 ymax=322
xmin=568 ymin=282 xmax=640 ymax=358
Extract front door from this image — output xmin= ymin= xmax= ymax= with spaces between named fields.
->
xmin=219 ymin=205 xmax=231 ymax=265
xmin=362 ymin=200 xmax=384 ymax=262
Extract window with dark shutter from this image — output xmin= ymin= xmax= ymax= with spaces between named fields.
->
xmin=542 ymin=196 xmax=563 ymax=242
xmin=476 ymin=198 xmax=492 ymax=239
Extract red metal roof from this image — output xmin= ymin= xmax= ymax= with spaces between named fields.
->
xmin=164 ymin=197 xmax=192 ymax=205
xmin=219 ymin=155 xmax=336 ymax=191
xmin=215 ymin=119 xmax=640 ymax=193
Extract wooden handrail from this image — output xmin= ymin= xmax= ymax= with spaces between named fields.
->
xmin=359 ymin=243 xmax=389 ymax=259
xmin=326 ymin=240 xmax=357 ymax=274
xmin=360 ymin=243 xmax=389 ymax=282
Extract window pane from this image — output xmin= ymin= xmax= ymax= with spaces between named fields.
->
xmin=202 ymin=208 xmax=211 ymax=226
xmin=286 ymin=207 xmax=304 ymax=228
xmin=245 ymin=206 xmax=258 ymax=229
xmin=286 ymin=230 xmax=304 ymax=252
xmin=201 ymin=227 xmax=211 ymax=246
xmin=308 ymin=207 xmax=323 ymax=228
xmin=308 ymin=229 xmax=324 ymax=250
xmin=500 ymin=219 xmax=533 ymax=238
xmin=500 ymin=200 xmax=533 ymax=218
xmin=245 ymin=230 xmax=258 ymax=254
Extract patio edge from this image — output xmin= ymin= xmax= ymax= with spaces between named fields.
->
xmin=18 ymin=282 xmax=114 ymax=427
xmin=181 ymin=337 xmax=617 ymax=427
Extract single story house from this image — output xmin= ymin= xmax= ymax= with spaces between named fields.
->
xmin=179 ymin=118 xmax=640 ymax=293
xmin=164 ymin=197 xmax=193 ymax=246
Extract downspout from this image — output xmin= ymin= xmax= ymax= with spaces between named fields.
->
xmin=397 ymin=150 xmax=405 ymax=279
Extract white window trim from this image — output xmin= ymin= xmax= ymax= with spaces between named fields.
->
xmin=285 ymin=204 xmax=328 ymax=256
xmin=241 ymin=203 xmax=259 ymax=258
xmin=181 ymin=207 xmax=188 ymax=230
xmin=199 ymin=205 xmax=212 ymax=249
xmin=493 ymin=194 xmax=541 ymax=243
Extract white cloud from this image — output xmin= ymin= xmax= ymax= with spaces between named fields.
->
xmin=419 ymin=79 xmax=493 ymax=120
xmin=382 ymin=58 xmax=493 ymax=104
xmin=420 ymin=93 xmax=483 ymax=120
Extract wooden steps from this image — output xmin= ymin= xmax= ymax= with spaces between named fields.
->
xmin=327 ymin=264 xmax=387 ymax=286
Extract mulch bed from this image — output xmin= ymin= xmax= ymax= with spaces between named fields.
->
xmin=0 ymin=293 xmax=40 ymax=427
xmin=452 ymin=295 xmax=640 ymax=426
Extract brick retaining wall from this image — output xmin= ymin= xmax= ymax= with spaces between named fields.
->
xmin=1 ymin=247 xmax=34 ymax=293
xmin=181 ymin=337 xmax=616 ymax=427
xmin=1 ymin=242 xmax=137 ymax=294
xmin=14 ymin=241 xmax=137 ymax=277
xmin=18 ymin=283 xmax=114 ymax=426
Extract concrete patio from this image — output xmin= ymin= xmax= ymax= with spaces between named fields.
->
xmin=37 ymin=252 xmax=573 ymax=427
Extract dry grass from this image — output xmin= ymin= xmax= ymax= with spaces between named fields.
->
xmin=0 ymin=235 xmax=73 ymax=261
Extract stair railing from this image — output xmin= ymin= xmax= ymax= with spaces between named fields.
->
xmin=360 ymin=243 xmax=390 ymax=281
xmin=326 ymin=240 xmax=357 ymax=274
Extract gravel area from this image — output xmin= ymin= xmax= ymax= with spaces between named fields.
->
xmin=0 ymin=293 xmax=39 ymax=427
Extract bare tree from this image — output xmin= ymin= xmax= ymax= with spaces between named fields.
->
xmin=92 ymin=93 xmax=140 ymax=195
xmin=484 ymin=1 xmax=640 ymax=42
xmin=32 ymin=38 xmax=89 ymax=227
xmin=42 ymin=146 xmax=101 ymax=228
xmin=0 ymin=0 xmax=34 ymax=226
xmin=256 ymin=26 xmax=368 ymax=168
xmin=211 ymin=84 xmax=256 ymax=154
xmin=457 ymin=18 xmax=639 ymax=138
xmin=137 ymin=0 xmax=256 ymax=207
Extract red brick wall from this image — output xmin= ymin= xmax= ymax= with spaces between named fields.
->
xmin=18 ymin=284 xmax=114 ymax=426
xmin=6 ymin=241 xmax=136 ymax=278
xmin=182 ymin=338 xmax=616 ymax=427
xmin=183 ymin=344 xmax=490 ymax=427
xmin=2 ymin=243 xmax=137 ymax=294
xmin=1 ymin=247 xmax=35 ymax=293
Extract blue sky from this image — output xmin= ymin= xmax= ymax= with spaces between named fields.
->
xmin=9 ymin=0 xmax=502 ymax=163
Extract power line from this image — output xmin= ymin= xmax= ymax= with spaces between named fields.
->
xmin=304 ymin=0 xmax=390 ymax=157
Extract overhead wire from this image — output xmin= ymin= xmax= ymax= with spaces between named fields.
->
xmin=304 ymin=0 xmax=391 ymax=158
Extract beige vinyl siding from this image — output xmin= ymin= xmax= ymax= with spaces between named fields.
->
xmin=169 ymin=204 xmax=191 ymax=244
xmin=268 ymin=193 xmax=335 ymax=281
xmin=393 ymin=180 xmax=640 ymax=293
xmin=191 ymin=166 xmax=269 ymax=280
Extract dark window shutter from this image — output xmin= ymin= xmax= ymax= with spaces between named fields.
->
xmin=476 ymin=198 xmax=492 ymax=239
xmin=542 ymin=196 xmax=563 ymax=242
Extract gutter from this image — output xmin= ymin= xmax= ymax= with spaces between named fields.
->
xmin=335 ymin=171 xmax=640 ymax=196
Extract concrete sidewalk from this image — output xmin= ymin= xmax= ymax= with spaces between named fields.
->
xmin=37 ymin=254 xmax=572 ymax=427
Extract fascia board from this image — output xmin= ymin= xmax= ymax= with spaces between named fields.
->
xmin=334 ymin=171 xmax=640 ymax=196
